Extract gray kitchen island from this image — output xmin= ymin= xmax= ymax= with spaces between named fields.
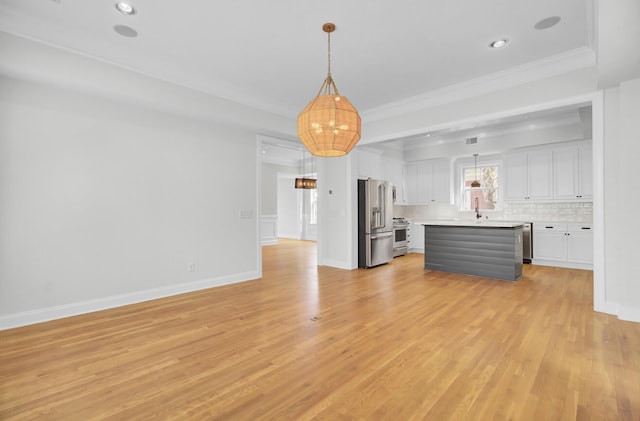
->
xmin=421 ymin=221 xmax=524 ymax=281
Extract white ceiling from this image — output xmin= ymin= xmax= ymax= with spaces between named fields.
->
xmin=261 ymin=102 xmax=593 ymax=166
xmin=385 ymin=103 xmax=593 ymax=150
xmin=0 ymin=0 xmax=593 ymax=119
xmin=0 ymin=0 xmax=596 ymax=164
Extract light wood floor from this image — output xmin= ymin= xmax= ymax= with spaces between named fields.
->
xmin=1 ymin=239 xmax=639 ymax=420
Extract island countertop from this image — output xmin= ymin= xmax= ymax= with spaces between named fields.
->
xmin=414 ymin=219 xmax=524 ymax=228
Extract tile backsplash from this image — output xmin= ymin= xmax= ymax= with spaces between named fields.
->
xmin=500 ymin=202 xmax=592 ymax=223
xmin=396 ymin=202 xmax=593 ymax=223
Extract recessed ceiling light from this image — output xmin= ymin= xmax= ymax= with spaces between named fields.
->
xmin=534 ymin=16 xmax=561 ymax=30
xmin=115 ymin=2 xmax=136 ymax=15
xmin=489 ymin=39 xmax=508 ymax=48
xmin=113 ymin=25 xmax=138 ymax=37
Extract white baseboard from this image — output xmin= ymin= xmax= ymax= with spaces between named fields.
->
xmin=0 ymin=271 xmax=259 ymax=331
xmin=599 ymin=301 xmax=640 ymax=323
xmin=618 ymin=305 xmax=640 ymax=323
xmin=604 ymin=301 xmax=620 ymax=316
xmin=278 ymin=234 xmax=301 ymax=240
xmin=260 ymin=215 xmax=278 ymax=245
xmin=321 ymin=259 xmax=354 ymax=270
xmin=531 ymin=259 xmax=593 ymax=270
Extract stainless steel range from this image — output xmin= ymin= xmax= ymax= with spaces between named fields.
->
xmin=392 ymin=217 xmax=409 ymax=257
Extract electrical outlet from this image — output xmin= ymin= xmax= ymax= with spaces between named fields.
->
xmin=187 ymin=261 xmax=195 ymax=272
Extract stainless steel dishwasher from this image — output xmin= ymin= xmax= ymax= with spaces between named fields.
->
xmin=523 ymin=223 xmax=533 ymax=263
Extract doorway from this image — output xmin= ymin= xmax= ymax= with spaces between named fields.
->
xmin=259 ymin=135 xmax=319 ymax=247
xmin=276 ymin=172 xmax=317 ymax=241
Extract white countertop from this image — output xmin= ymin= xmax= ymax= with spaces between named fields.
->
xmin=414 ymin=219 xmax=524 ymax=228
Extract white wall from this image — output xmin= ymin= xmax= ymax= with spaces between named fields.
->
xmin=0 ymin=76 xmax=260 ymax=327
xmin=261 ymin=162 xmax=287 ymax=216
xmin=603 ymin=77 xmax=640 ymax=321
xmin=596 ymin=0 xmax=640 ymax=88
xmin=276 ymin=174 xmax=300 ymax=239
xmin=317 ymin=156 xmax=355 ymax=269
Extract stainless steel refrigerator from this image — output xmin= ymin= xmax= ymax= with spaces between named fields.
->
xmin=358 ymin=178 xmax=394 ymax=268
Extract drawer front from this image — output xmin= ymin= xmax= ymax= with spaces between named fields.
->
xmin=533 ymin=223 xmax=567 ymax=233
xmin=568 ymin=223 xmax=593 ymax=233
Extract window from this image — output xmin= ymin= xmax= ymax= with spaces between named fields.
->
xmin=308 ymin=188 xmax=318 ymax=225
xmin=461 ymin=163 xmax=500 ymax=211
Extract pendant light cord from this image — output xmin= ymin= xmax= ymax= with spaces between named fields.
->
xmin=474 ymin=154 xmax=478 ymax=180
xmin=327 ymin=30 xmax=332 ymax=79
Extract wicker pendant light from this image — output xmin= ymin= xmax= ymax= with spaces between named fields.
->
xmin=297 ymin=23 xmax=361 ymax=157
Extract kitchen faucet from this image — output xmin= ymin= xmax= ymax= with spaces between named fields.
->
xmin=475 ymin=197 xmax=482 ymax=219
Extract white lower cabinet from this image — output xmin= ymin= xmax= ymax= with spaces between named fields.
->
xmin=408 ymin=222 xmax=425 ymax=252
xmin=566 ymin=224 xmax=594 ymax=263
xmin=533 ymin=222 xmax=593 ymax=269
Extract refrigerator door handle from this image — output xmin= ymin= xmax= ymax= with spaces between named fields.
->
xmin=371 ymin=232 xmax=393 ymax=240
xmin=378 ymin=183 xmax=386 ymax=229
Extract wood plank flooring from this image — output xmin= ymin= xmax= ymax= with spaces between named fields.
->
xmin=1 ymin=239 xmax=639 ymax=420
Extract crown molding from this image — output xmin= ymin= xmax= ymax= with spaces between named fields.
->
xmin=361 ymin=47 xmax=597 ymax=123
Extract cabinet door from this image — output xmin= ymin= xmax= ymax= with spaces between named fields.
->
xmin=527 ymin=149 xmax=553 ymax=200
xmin=432 ymin=159 xmax=451 ymax=204
xmin=553 ymin=143 xmax=592 ymax=201
xmin=357 ymin=149 xmax=381 ymax=179
xmin=405 ymin=164 xmax=418 ymax=204
xmin=553 ymin=147 xmax=579 ymax=200
xmin=533 ymin=225 xmax=567 ymax=261
xmin=579 ymin=145 xmax=593 ymax=199
xmin=567 ymin=224 xmax=593 ymax=263
xmin=504 ymin=152 xmax=528 ymax=201
xmin=416 ymin=161 xmax=433 ymax=203
xmin=408 ymin=223 xmax=425 ymax=252
xmin=405 ymin=159 xmax=450 ymax=204
xmin=381 ymin=158 xmax=405 ymax=204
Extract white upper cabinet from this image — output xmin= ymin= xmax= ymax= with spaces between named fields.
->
xmin=381 ymin=157 xmax=406 ymax=204
xmin=405 ymin=159 xmax=450 ymax=204
xmin=357 ymin=150 xmax=407 ymax=204
xmin=553 ymin=141 xmax=592 ymax=200
xmin=356 ymin=148 xmax=382 ymax=180
xmin=505 ymin=141 xmax=592 ymax=202
xmin=504 ymin=149 xmax=553 ymax=201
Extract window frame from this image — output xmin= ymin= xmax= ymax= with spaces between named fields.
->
xmin=456 ymin=155 xmax=504 ymax=212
